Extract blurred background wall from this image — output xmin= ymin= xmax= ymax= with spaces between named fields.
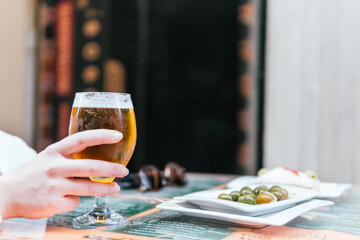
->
xmin=0 ymin=0 xmax=359 ymax=183
xmin=0 ymin=0 xmax=261 ymax=175
xmin=264 ymin=0 xmax=360 ymax=183
xmin=0 ymin=0 xmax=36 ymax=145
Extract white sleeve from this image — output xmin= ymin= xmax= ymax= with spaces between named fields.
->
xmin=0 ymin=131 xmax=37 ymax=175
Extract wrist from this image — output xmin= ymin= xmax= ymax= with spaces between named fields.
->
xmin=0 ymin=176 xmax=16 ymax=220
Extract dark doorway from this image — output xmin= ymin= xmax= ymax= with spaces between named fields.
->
xmin=109 ymin=0 xmax=238 ymax=173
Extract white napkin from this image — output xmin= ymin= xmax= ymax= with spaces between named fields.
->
xmin=0 ymin=218 xmax=47 ymax=239
xmin=0 ymin=131 xmax=37 ymax=175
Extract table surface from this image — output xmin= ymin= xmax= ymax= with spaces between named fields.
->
xmin=1 ymin=173 xmax=359 ymax=240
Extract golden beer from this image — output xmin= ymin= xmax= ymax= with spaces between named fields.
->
xmin=69 ymin=93 xmax=136 ymax=183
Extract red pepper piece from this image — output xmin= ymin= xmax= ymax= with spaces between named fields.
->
xmin=283 ymin=167 xmax=299 ymax=176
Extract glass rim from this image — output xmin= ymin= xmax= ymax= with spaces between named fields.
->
xmin=75 ymin=92 xmax=131 ymax=97
xmin=73 ymin=92 xmax=133 ymax=109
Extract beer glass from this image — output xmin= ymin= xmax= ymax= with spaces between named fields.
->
xmin=69 ymin=92 xmax=136 ymax=226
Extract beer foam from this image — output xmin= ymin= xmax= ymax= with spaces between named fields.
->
xmin=72 ymin=92 xmax=134 ymax=109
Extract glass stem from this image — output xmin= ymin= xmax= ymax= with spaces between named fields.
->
xmin=93 ymin=195 xmax=110 ymax=216
xmin=94 ymin=195 xmax=109 ymax=210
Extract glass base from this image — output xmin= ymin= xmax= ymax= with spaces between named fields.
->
xmin=73 ymin=208 xmax=128 ymax=227
xmin=90 ymin=176 xmax=115 ymax=183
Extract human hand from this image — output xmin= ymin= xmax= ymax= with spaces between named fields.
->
xmin=0 ymin=129 xmax=129 ymax=220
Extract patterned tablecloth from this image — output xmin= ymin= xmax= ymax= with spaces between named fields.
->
xmin=1 ymin=173 xmax=359 ymax=240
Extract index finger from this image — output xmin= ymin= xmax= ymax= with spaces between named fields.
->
xmin=51 ymin=129 xmax=123 ymax=156
xmin=54 ymin=159 xmax=129 ymax=178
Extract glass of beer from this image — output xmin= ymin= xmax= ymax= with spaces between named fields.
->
xmin=69 ymin=92 xmax=136 ymax=226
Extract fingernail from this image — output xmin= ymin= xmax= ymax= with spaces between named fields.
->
xmin=114 ymin=184 xmax=120 ymax=192
xmin=113 ymin=132 xmax=123 ymax=141
xmin=121 ymin=168 xmax=129 ymax=176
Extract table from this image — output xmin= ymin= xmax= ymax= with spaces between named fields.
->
xmin=1 ymin=173 xmax=359 ymax=240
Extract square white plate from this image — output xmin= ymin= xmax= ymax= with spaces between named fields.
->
xmin=157 ymin=199 xmax=333 ymax=228
xmin=174 ymin=185 xmax=317 ymax=216
xmin=317 ymin=182 xmax=351 ymax=198
xmin=226 ymin=176 xmax=351 ymax=198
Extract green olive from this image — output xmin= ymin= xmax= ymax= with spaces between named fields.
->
xmin=275 ymin=188 xmax=289 ymax=199
xmin=269 ymin=185 xmax=281 ymax=192
xmin=254 ymin=186 xmax=270 ymax=195
xmin=256 ymin=192 xmax=277 ymax=204
xmin=240 ymin=186 xmax=253 ymax=195
xmin=230 ymin=191 xmax=242 ymax=201
xmin=271 ymin=190 xmax=285 ymax=201
xmin=258 ymin=188 xmax=270 ymax=195
xmin=237 ymin=194 xmax=256 ymax=205
xmin=218 ymin=193 xmax=233 ymax=201
xmin=246 ymin=193 xmax=257 ymax=198
xmin=217 ymin=193 xmax=233 ymax=201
